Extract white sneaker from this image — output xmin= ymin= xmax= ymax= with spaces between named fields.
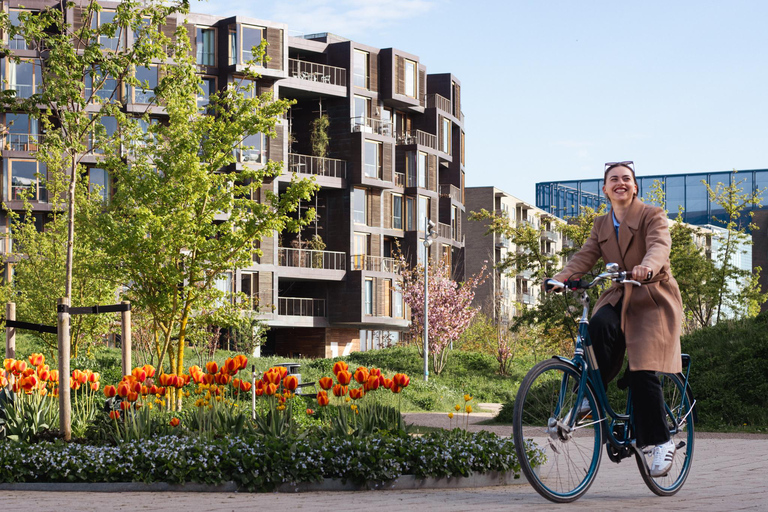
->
xmin=649 ymin=439 xmax=676 ymax=477
xmin=563 ymin=398 xmax=591 ymax=424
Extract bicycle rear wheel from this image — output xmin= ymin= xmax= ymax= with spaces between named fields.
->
xmin=636 ymin=372 xmax=695 ymax=496
xmin=513 ymin=358 xmax=603 ymax=503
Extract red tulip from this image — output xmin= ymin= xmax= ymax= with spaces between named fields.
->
xmin=119 ymin=401 xmax=130 ymax=411
xmin=143 ymin=364 xmax=156 ymax=378
xmin=127 ymin=391 xmax=139 ymax=402
xmin=234 ymin=354 xmax=248 ymax=371
xmin=393 ymin=373 xmax=410 ymax=388
xmin=353 ymin=367 xmax=369 ymax=384
xmin=206 ymin=361 xmax=219 ymax=374
xmin=332 ymin=361 xmax=348 ymax=376
xmin=148 ymin=385 xmax=159 ymax=395
xmin=332 ymin=384 xmax=347 ymax=397
xmin=283 ymin=375 xmax=298 ymax=391
xmin=239 ymin=380 xmax=252 ymax=392
xmin=365 ymin=374 xmax=380 ymax=391
xmin=109 ymin=410 xmax=121 ymax=420
xmin=28 ymin=353 xmax=44 ymax=367
xmin=104 ymin=385 xmax=117 ymax=398
xmin=316 ymin=390 xmax=329 ymax=406
xmin=336 ymin=370 xmax=352 ymax=386
xmin=318 ymin=376 xmax=333 ymax=390
xmin=224 ymin=358 xmax=238 ymax=374
xmin=349 ymin=387 xmax=365 ymax=400
xmin=170 ymin=417 xmax=180 ymax=427
xmin=131 ymin=381 xmax=142 ymax=394
xmin=90 ymin=382 xmax=100 ymax=392
xmin=49 ymin=370 xmax=59 ymax=382
xmin=391 ymin=385 xmax=402 ymax=394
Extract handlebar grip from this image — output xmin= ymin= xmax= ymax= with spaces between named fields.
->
xmin=647 ymin=270 xmax=653 ymax=280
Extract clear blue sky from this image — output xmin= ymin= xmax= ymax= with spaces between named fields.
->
xmin=193 ymin=0 xmax=768 ymax=204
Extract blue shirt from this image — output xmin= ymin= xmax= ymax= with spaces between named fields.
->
xmin=612 ymin=210 xmax=620 ymax=241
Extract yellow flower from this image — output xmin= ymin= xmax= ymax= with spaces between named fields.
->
xmin=454 ymin=404 xmax=461 ymax=412
xmin=466 ymin=405 xmax=473 ymax=414
xmin=345 ymin=397 xmax=351 ymax=403
xmin=350 ymin=404 xmax=358 ymax=411
xmin=464 ymin=394 xmax=472 ymax=402
xmin=448 ymin=412 xmax=454 ymax=419
xmin=277 ymin=404 xmax=286 ymax=411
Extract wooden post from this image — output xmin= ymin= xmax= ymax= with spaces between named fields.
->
xmin=57 ymin=298 xmax=71 ymax=441
xmin=5 ymin=302 xmax=15 ymax=360
xmin=121 ymin=301 xmax=131 ymax=376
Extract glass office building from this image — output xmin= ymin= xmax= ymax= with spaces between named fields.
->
xmin=536 ymin=169 xmax=768 ymax=227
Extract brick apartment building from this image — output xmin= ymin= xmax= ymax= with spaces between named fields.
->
xmin=1 ymin=1 xmax=466 ymax=357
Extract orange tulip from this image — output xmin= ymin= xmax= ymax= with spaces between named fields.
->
xmin=263 ymin=370 xmax=281 ymax=385
xmin=70 ymin=377 xmax=81 ymax=391
xmin=157 ymin=386 xmax=167 ymax=396
xmin=353 ymin=367 xmax=369 ymax=384
xmin=148 ymin=385 xmax=158 ymax=395
xmin=332 ymin=384 xmax=347 ymax=397
xmin=318 ymin=376 xmax=333 ymax=390
xmin=49 ymin=370 xmax=59 ymax=382
xmin=232 ymin=378 xmax=241 ymax=389
xmin=140 ymin=385 xmax=149 ymax=395
xmin=37 ymin=364 xmax=50 ymax=377
xmin=28 ymin=353 xmax=44 ymax=367
xmin=73 ymin=369 xmax=87 ymax=384
xmin=234 ymin=354 xmax=248 ymax=370
xmin=383 ymin=378 xmax=393 ymax=390
xmin=117 ymin=381 xmax=130 ymax=398
xmin=316 ymin=390 xmax=329 ymax=406
xmin=369 ymin=368 xmax=382 ymax=377
xmin=3 ymin=359 xmax=14 ymax=372
xmin=336 ymin=370 xmax=352 ymax=386
xmin=332 ymin=361 xmax=348 ymax=376
xmin=216 ymin=373 xmax=232 ymax=385
xmin=275 ymin=366 xmax=288 ymax=379
xmin=104 ymin=385 xmax=117 ymax=398
xmin=224 ymin=358 xmax=238 ymax=374
xmin=133 ymin=367 xmax=148 ymax=383
xmin=158 ymin=373 xmax=170 ymax=386
xmin=90 ymin=382 xmax=100 ymax=392
xmin=205 ymin=361 xmax=218 ymax=374
xmin=38 ymin=369 xmax=50 ymax=382
xmin=14 ymin=360 xmax=27 ymax=374
xmin=22 ymin=367 xmax=34 ymax=378
xmin=239 ymin=380 xmax=252 ymax=392
xmin=0 ymin=374 xmax=7 ymax=388
xmin=265 ymin=383 xmax=278 ymax=396
xmin=127 ymin=391 xmax=139 ymax=402
xmin=255 ymin=387 xmax=264 ymax=397
xmin=365 ymin=374 xmax=380 ymax=391
xmin=21 ymin=375 xmax=38 ymax=392
xmin=283 ymin=375 xmax=298 ymax=391
xmin=109 ymin=410 xmax=121 ymax=420
xmin=119 ymin=400 xmax=130 ymax=411
xmin=349 ymin=387 xmax=365 ymax=400
xmin=143 ymin=364 xmax=156 ymax=378
xmin=391 ymin=385 xmax=402 ymax=394
xmin=203 ymin=373 xmax=215 ymax=385
xmin=190 ymin=370 xmax=204 ymax=384
xmin=393 ymin=373 xmax=410 ymax=388
xmin=131 ymin=381 xmax=142 ymax=394
xmin=170 ymin=417 xmax=180 ymax=427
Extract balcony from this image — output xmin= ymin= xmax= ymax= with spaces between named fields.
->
xmin=439 ymin=184 xmax=462 ymax=203
xmin=438 ymin=222 xmax=451 ymax=239
xmin=288 ymin=59 xmax=346 ymax=86
xmin=395 ymin=172 xmax=405 ymax=187
xmin=350 ymin=255 xmax=401 ymax=273
xmin=350 ymin=117 xmax=392 ymax=136
xmin=4 ymin=133 xmax=43 ymax=152
xmin=495 ymin=235 xmax=509 ymax=248
xmin=278 ymin=247 xmax=346 ymax=271
xmin=396 ymin=129 xmax=436 ymax=150
xmin=278 ymin=297 xmax=326 ymax=317
xmin=288 ymin=153 xmax=346 ymax=179
xmin=542 ymin=230 xmax=559 ymax=242
xmin=518 ymin=293 xmax=535 ymax=305
xmin=426 ymin=94 xmax=451 ymax=114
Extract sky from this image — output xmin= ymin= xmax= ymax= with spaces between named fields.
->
xmin=191 ymin=0 xmax=768 ymax=204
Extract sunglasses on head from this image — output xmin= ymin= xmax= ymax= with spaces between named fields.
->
xmin=604 ymin=161 xmax=635 ymax=174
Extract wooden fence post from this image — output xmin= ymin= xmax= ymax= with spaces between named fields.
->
xmin=121 ymin=301 xmax=131 ymax=376
xmin=57 ymin=298 xmax=71 ymax=441
xmin=5 ymin=302 xmax=15 ymax=360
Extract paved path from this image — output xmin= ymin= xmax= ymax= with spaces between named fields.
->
xmin=2 ymin=412 xmax=766 ymax=511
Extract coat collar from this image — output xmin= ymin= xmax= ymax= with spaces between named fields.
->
xmin=599 ymin=197 xmax=645 ymax=262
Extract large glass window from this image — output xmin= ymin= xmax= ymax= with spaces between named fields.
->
xmin=364 ymin=140 xmax=381 ymax=178
xmin=441 ymin=117 xmax=451 ymax=154
xmin=198 ymin=77 xmax=216 ymax=109
xmin=92 ymin=10 xmax=120 ymax=51
xmin=353 ymin=95 xmax=369 ymax=130
xmin=418 ymin=151 xmax=427 ymax=188
xmin=353 ymin=188 xmax=367 ymax=224
xmin=392 ymin=193 xmax=403 ymax=230
xmin=8 ymin=10 xmax=32 ymax=50
xmin=242 ymin=26 xmax=263 ymax=64
xmin=352 ymin=232 xmax=368 ymax=270
xmin=5 ymin=114 xmax=39 ymax=151
xmin=405 ymin=197 xmax=415 ymax=230
xmin=132 ymin=65 xmax=158 ymax=104
xmin=665 ymin=176 xmax=685 ymax=217
xmin=88 ymin=168 xmax=111 ymax=202
xmin=383 ymin=279 xmax=392 ymax=317
xmin=85 ymin=67 xmax=118 ymax=102
xmin=685 ymin=175 xmax=708 ymax=224
xmin=353 ymin=49 xmax=369 ymax=89
xmin=418 ymin=195 xmax=429 ymax=232
xmin=8 ymin=160 xmax=47 ymax=202
xmin=405 ymin=59 xmax=417 ymax=98
xmin=406 ymin=151 xmax=416 ymax=187
xmin=196 ymin=27 xmax=216 ymax=66
xmin=392 ymin=287 xmax=403 ymax=318
xmin=7 ymin=60 xmax=42 ymax=99
xmin=236 ymin=133 xmax=265 ymax=164
xmin=90 ymin=116 xmax=118 ymax=154
xmin=364 ymin=278 xmax=374 ymax=315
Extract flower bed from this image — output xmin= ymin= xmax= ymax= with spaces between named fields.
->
xmin=0 ymin=430 xmax=538 ymax=492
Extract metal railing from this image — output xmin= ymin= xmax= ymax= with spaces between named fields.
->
xmin=288 ymin=153 xmax=346 ymax=179
xmin=288 ymin=59 xmax=346 ymax=86
xmin=396 ymin=129 xmax=437 ymax=150
xmin=278 ymin=297 xmax=326 ymax=317
xmin=439 ymin=184 xmax=462 ymax=203
xmin=438 ymin=222 xmax=451 ymax=239
xmin=542 ymin=229 xmax=559 ymax=242
xmin=350 ymin=254 xmax=401 ymax=273
xmin=278 ymin=247 xmax=346 ymax=270
xmin=4 ymin=133 xmax=43 ymax=151
xmin=350 ymin=117 xmax=393 ymax=136
xmin=394 ymin=172 xmax=405 ymax=187
xmin=518 ymin=293 xmax=535 ymax=305
xmin=426 ymin=93 xmax=451 ymax=113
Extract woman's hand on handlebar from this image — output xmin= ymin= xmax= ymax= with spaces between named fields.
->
xmin=543 ymin=278 xmax=565 ymax=293
xmin=631 ymin=265 xmax=653 ymax=281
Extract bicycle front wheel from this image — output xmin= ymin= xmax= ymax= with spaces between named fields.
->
xmin=636 ymin=372 xmax=695 ymax=496
xmin=513 ymin=358 xmax=603 ymax=503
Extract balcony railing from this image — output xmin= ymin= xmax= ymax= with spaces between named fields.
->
xmin=278 ymin=297 xmax=326 ymax=317
xmin=278 ymin=247 xmax=346 ymax=270
xmin=542 ymin=230 xmax=559 ymax=242
xmin=438 ymin=222 xmax=451 ymax=239
xmin=288 ymin=59 xmax=346 ymax=86
xmin=439 ymin=184 xmax=462 ymax=203
xmin=426 ymin=93 xmax=451 ymax=113
xmin=4 ymin=133 xmax=43 ymax=152
xmin=518 ymin=293 xmax=535 ymax=305
xmin=350 ymin=255 xmax=401 ymax=273
xmin=394 ymin=172 xmax=405 ymax=187
xmin=350 ymin=117 xmax=393 ymax=136
xmin=396 ymin=129 xmax=436 ymax=150
xmin=288 ymin=153 xmax=346 ymax=179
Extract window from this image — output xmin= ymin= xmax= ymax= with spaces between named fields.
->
xmin=353 ymin=49 xmax=369 ymax=89
xmin=8 ymin=10 xmax=33 ymax=50
xmin=383 ymin=279 xmax=392 ymax=317
xmin=418 ymin=151 xmax=427 ymax=188
xmin=89 ymin=116 xmax=118 ymax=154
xmin=214 ymin=272 xmax=234 ymax=306
xmin=132 ymin=65 xmax=158 ymax=104
xmin=196 ymin=27 xmax=216 ymax=66
xmin=7 ymin=60 xmax=41 ymax=99
xmin=392 ymin=286 xmax=404 ymax=318
xmin=418 ymin=239 xmax=426 ymax=266
xmin=8 ymin=160 xmax=47 ymax=202
xmin=241 ymin=26 xmax=264 ymax=64
xmin=5 ymin=114 xmax=39 ymax=151
xmin=364 ymin=280 xmax=375 ymax=315
xmin=353 ymin=95 xmax=370 ymax=130
xmin=406 ymin=151 xmax=416 ymax=187
xmin=405 ymin=59 xmax=417 ymax=98
xmin=92 ymin=10 xmax=121 ymax=51
xmin=381 ymin=108 xmax=392 ymax=136
xmin=451 ymin=205 xmax=459 ymax=240
xmin=233 ymin=77 xmax=257 ymax=99
xmin=88 ymin=168 xmax=111 ymax=202
xmin=85 ymin=67 xmax=118 ymax=102
xmin=364 ymin=140 xmax=381 ymax=178
xmin=441 ymin=117 xmax=451 ymax=154
xmin=352 ymin=232 xmax=369 ymax=270
xmin=392 ymin=193 xmax=403 ymax=230
xmin=236 ymin=133 xmax=265 ymax=164
xmin=353 ymin=188 xmax=367 ymax=225
xmin=418 ymin=195 xmax=429 ymax=232
xmin=198 ymin=77 xmax=216 ymax=109
xmin=405 ymin=197 xmax=415 ymax=230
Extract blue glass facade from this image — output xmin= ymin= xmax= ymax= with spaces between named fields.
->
xmin=536 ymin=169 xmax=768 ymax=228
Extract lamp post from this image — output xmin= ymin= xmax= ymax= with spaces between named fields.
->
xmin=423 ymin=218 xmax=437 ymax=382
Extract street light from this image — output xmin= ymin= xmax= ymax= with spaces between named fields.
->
xmin=423 ymin=218 xmax=437 ymax=382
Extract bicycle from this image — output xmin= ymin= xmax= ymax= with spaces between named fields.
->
xmin=512 ymin=264 xmax=696 ymax=503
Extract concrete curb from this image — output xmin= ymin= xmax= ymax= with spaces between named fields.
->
xmin=0 ymin=471 xmax=528 ymax=493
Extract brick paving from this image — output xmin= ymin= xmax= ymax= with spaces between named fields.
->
xmin=2 ymin=411 xmax=766 ymax=511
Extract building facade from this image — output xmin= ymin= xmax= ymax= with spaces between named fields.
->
xmin=1 ymin=1 xmax=467 ymax=357
xmin=464 ymin=187 xmax=562 ymax=324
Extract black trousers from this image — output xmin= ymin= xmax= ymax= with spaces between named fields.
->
xmin=588 ymin=301 xmax=670 ymax=448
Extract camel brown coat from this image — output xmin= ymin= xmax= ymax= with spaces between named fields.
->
xmin=553 ymin=198 xmax=683 ymax=374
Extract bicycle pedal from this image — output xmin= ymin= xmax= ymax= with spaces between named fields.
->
xmin=676 ymin=441 xmax=686 ymax=450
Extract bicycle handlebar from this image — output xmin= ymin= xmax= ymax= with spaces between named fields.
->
xmin=545 ymin=269 xmax=642 ymax=292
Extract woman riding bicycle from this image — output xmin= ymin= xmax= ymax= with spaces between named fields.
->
xmin=545 ymin=161 xmax=683 ymax=477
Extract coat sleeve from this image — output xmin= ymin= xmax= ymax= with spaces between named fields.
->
xmin=640 ymin=206 xmax=672 ymax=275
xmin=552 ymin=218 xmax=603 ymax=282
